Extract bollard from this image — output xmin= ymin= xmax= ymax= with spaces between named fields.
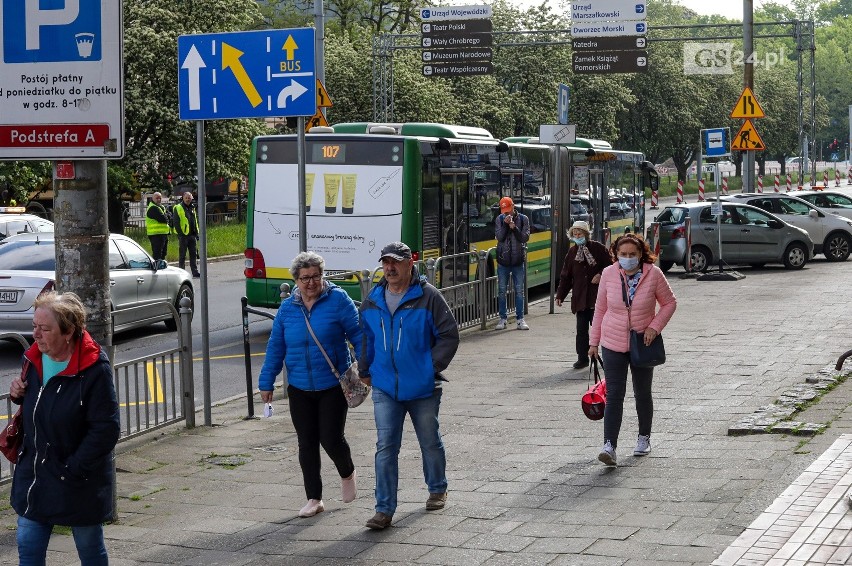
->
xmin=650 ymin=188 xmax=658 ymax=209
xmin=848 ymin=168 xmax=852 ymax=185
xmin=697 ymin=178 xmax=705 ymax=201
xmin=426 ymin=258 xmax=437 ymax=286
xmin=774 ymin=174 xmax=780 ymax=192
xmin=359 ymin=269 xmax=372 ymax=302
xmin=786 ymin=174 xmax=792 ymax=192
xmin=676 ymin=179 xmax=684 ymax=203
xmin=179 ymin=296 xmax=195 ymax=429
xmin=836 ymin=169 xmax=841 ymax=187
xmin=241 ymin=297 xmax=254 ymax=419
xmin=684 ymin=216 xmax=692 ymax=273
xmin=757 ymin=176 xmax=763 ymax=193
xmin=823 ymin=170 xmax=829 ymax=188
xmin=477 ymin=250 xmax=489 ymax=330
xmin=722 ymin=176 xmax=729 ymax=195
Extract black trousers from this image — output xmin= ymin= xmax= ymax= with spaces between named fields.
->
xmin=287 ymin=384 xmax=355 ymax=500
xmin=600 ymin=346 xmax=654 ymax=448
xmin=177 ymin=235 xmax=198 ymax=274
xmin=575 ymin=309 xmax=595 ymax=362
xmin=148 ymin=234 xmax=168 ymax=261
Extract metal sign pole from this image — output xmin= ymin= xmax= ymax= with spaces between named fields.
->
xmin=298 ymin=117 xmax=307 ymax=252
xmin=196 ymin=120 xmax=212 ymax=426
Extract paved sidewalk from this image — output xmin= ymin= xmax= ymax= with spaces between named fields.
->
xmin=1 ymin=259 xmax=852 ymax=565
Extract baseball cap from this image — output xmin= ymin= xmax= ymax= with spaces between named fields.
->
xmin=379 ymin=241 xmax=412 ymax=261
xmin=499 ymin=197 xmax=514 ymax=213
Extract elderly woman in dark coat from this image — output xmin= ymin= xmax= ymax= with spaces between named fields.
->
xmin=8 ymin=291 xmax=120 ymax=566
xmin=555 ymin=220 xmax=612 ymax=369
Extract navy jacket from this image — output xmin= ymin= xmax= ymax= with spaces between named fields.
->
xmin=11 ymin=331 xmax=120 ymax=526
xmin=359 ymin=267 xmax=460 ymax=400
xmin=495 ymin=212 xmax=530 ymax=267
xmin=258 ymin=282 xmax=362 ymax=393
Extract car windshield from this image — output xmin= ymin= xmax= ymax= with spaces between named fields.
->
xmin=656 ymin=207 xmax=687 ymax=224
xmin=777 ymin=197 xmax=813 ymax=215
xmin=0 ymin=239 xmax=56 ymax=270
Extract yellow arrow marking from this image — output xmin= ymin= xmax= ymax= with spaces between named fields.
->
xmin=222 ymin=42 xmax=262 ymax=108
xmin=283 ymin=35 xmax=298 ymax=60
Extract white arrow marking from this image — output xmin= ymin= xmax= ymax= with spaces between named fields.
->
xmin=276 ymin=79 xmax=308 ymax=109
xmin=181 ymin=45 xmax=207 ymax=111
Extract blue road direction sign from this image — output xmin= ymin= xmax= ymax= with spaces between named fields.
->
xmin=0 ymin=0 xmax=124 ymax=159
xmin=178 ymin=28 xmax=316 ymax=121
xmin=558 ymin=84 xmax=570 ymax=125
xmin=702 ymin=127 xmax=730 ymax=157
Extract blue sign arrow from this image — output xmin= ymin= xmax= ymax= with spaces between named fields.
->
xmin=178 ymin=28 xmax=316 ymax=120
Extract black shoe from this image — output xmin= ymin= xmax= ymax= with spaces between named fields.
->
xmin=192 ymin=272 xmax=201 ymax=278
xmin=572 ymin=359 xmax=589 ymax=369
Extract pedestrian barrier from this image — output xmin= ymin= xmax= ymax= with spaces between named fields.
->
xmin=676 ymin=179 xmax=684 ymax=203
xmin=722 ymin=177 xmax=729 ymax=195
xmin=774 ymin=175 xmax=780 ymax=192
xmin=757 ymin=176 xmax=763 ymax=193
xmin=697 ymin=178 xmax=705 ymax=201
xmin=786 ymin=174 xmax=792 ymax=192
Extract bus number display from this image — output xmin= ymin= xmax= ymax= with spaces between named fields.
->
xmin=313 ymin=143 xmax=346 ymax=163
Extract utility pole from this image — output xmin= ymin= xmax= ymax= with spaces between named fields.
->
xmin=742 ymin=0 xmax=755 ymax=193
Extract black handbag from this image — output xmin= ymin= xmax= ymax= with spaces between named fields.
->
xmin=621 ymin=273 xmax=666 ymax=368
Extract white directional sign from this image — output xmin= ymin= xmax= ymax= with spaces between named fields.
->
xmin=572 ymin=21 xmax=647 ymax=37
xmin=571 ymin=0 xmax=647 ymax=22
xmin=0 ymin=0 xmax=124 ymax=159
xmin=420 ymin=5 xmax=493 ymax=21
xmin=539 ymin=124 xmax=577 ymax=145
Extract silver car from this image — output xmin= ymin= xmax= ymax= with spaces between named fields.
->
xmin=655 ymin=201 xmax=814 ymax=272
xmin=0 ymin=233 xmax=194 ymax=336
xmin=795 ymin=190 xmax=852 ymax=221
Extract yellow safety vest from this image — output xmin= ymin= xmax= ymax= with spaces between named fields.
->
xmin=145 ymin=202 xmax=170 ymax=235
xmin=173 ymin=203 xmax=199 ymax=236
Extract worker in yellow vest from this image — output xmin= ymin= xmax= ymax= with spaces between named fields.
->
xmin=172 ymin=192 xmax=200 ymax=277
xmin=145 ymin=192 xmax=171 ymax=261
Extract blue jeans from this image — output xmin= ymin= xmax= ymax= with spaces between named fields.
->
xmin=372 ymin=387 xmax=447 ymax=515
xmin=497 ymin=263 xmax=525 ymax=320
xmin=17 ymin=516 xmax=108 ymax=566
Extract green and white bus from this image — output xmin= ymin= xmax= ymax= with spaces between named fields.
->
xmin=244 ymin=122 xmax=657 ymax=308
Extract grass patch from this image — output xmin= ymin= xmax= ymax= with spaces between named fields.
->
xmin=125 ymin=220 xmax=246 ymax=261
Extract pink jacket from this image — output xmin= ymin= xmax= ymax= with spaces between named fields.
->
xmin=589 ymin=263 xmax=677 ymax=353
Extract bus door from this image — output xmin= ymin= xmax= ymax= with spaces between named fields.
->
xmin=440 ymin=169 xmax=470 ymax=287
xmin=588 ymin=169 xmax=608 ymax=244
xmin=501 ymin=169 xmax=524 ymax=201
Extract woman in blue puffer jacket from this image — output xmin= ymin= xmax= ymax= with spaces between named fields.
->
xmin=258 ymin=251 xmax=362 ymax=518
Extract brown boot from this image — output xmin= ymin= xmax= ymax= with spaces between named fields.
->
xmin=365 ymin=512 xmax=393 ymax=530
xmin=426 ymin=492 xmax=447 ymax=510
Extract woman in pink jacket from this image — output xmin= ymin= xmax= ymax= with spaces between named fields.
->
xmin=588 ymin=233 xmax=677 ymax=466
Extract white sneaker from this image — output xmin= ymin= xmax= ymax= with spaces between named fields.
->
xmin=495 ymin=319 xmax=507 ymax=330
xmin=517 ymin=319 xmax=530 ymax=330
xmin=598 ymin=441 xmax=617 ymax=466
xmin=634 ymin=435 xmax=651 ymax=456
xmin=298 ymin=499 xmax=325 ymax=517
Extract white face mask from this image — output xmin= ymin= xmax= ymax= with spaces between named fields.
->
xmin=618 ymin=256 xmax=640 ymax=271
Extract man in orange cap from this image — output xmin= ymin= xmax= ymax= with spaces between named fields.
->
xmin=494 ymin=197 xmax=530 ymax=330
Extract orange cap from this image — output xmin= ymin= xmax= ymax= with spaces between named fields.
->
xmin=499 ymin=197 xmax=514 ymax=213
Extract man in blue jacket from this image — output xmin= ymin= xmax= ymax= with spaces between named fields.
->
xmin=359 ymin=242 xmax=460 ymax=530
xmin=495 ymin=196 xmax=531 ymax=330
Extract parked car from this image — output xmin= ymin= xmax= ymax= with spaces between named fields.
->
xmin=570 ymin=197 xmax=590 ymax=224
xmin=721 ymin=193 xmax=852 ymax=261
xmin=0 ymin=209 xmax=54 ymax=241
xmin=655 ymin=201 xmax=813 ymax=272
xmin=0 ymin=233 xmax=194 ymax=336
xmin=795 ymin=190 xmax=852 ymax=221
xmin=786 ymin=157 xmax=804 ymax=169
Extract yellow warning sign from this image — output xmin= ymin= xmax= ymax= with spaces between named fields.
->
xmin=305 ymin=111 xmax=329 ymax=132
xmin=730 ymin=87 xmax=766 ymax=119
xmin=731 ymin=119 xmax=765 ymax=151
xmin=316 ymin=80 xmax=333 ymax=108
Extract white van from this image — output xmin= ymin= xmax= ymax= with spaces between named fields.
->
xmin=722 ymin=193 xmax=852 ymax=261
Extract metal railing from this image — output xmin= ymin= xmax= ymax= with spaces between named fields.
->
xmin=0 ymin=299 xmax=195 ymax=486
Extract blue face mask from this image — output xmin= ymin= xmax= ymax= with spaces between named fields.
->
xmin=618 ymin=256 xmax=640 ymax=271
xmin=571 ymin=237 xmax=586 ymax=246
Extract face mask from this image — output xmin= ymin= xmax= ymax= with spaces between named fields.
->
xmin=618 ymin=256 xmax=640 ymax=271
xmin=571 ymin=237 xmax=586 ymax=246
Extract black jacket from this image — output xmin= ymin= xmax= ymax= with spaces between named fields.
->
xmin=495 ymin=212 xmax=530 ymax=267
xmin=10 ymin=332 xmax=120 ymax=526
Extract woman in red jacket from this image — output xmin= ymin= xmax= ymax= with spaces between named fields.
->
xmin=588 ymin=234 xmax=677 ymax=466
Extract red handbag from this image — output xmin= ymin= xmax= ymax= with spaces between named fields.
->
xmin=0 ymin=360 xmax=29 ymax=464
xmin=581 ymin=357 xmax=606 ymax=421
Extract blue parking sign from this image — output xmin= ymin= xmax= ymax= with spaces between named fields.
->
xmin=3 ymin=0 xmax=102 ymax=63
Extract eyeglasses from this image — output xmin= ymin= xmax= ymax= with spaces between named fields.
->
xmin=298 ymin=275 xmax=322 ymax=284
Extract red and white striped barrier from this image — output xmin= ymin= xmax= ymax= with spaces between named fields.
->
xmin=848 ymin=168 xmax=852 ymax=185
xmin=757 ymin=176 xmax=763 ymax=193
xmin=650 ymin=188 xmax=658 ymax=209
xmin=823 ymin=170 xmax=829 ymax=188
xmin=836 ymin=169 xmax=841 ymax=187
xmin=697 ymin=178 xmax=705 ymax=201
xmin=786 ymin=174 xmax=792 ymax=192
xmin=676 ymin=179 xmax=684 ymax=203
xmin=774 ymin=174 xmax=780 ymax=192
xmin=722 ymin=176 xmax=729 ymax=195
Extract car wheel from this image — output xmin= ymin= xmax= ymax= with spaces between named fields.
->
xmin=783 ymin=242 xmax=808 ymax=269
xmin=688 ymin=246 xmax=711 ymax=272
xmin=823 ymin=232 xmax=851 ymax=262
xmin=659 ymin=260 xmax=674 ymax=273
xmin=165 ymin=283 xmax=194 ymax=331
